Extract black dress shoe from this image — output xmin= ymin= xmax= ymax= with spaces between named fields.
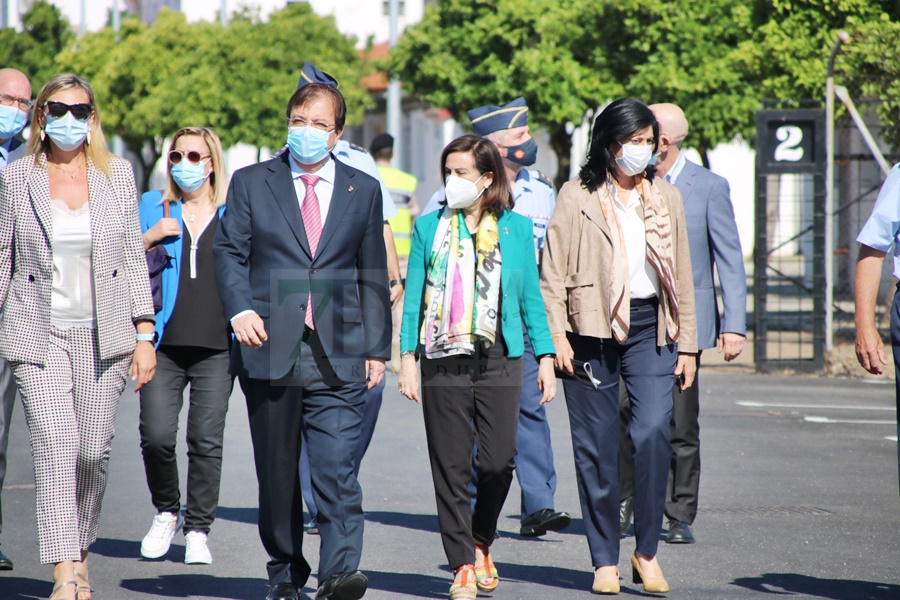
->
xmin=0 ymin=547 xmax=12 ymax=570
xmin=519 ymin=509 xmax=572 ymax=537
xmin=666 ymin=519 xmax=696 ymax=544
xmin=619 ymin=497 xmax=634 ymax=535
xmin=266 ymin=582 xmax=299 ymax=600
xmin=316 ymin=570 xmax=368 ymax=600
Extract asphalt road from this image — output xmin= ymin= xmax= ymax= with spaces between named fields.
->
xmin=1 ymin=368 xmax=898 ymax=599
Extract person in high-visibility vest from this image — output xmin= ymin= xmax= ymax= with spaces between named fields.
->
xmin=370 ymin=133 xmax=418 ymax=370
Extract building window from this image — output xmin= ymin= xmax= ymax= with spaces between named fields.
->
xmin=383 ymin=1 xmax=406 ymax=17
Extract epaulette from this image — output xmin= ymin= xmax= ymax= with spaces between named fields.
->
xmin=535 ymin=170 xmax=553 ymax=188
xmin=347 ymin=142 xmax=369 ymax=154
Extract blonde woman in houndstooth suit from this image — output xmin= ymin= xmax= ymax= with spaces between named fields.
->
xmin=0 ymin=74 xmax=156 ymax=600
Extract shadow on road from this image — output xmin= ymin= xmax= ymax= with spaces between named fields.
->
xmin=119 ymin=574 xmax=273 ymax=598
xmin=731 ymin=573 xmax=900 ymax=599
xmin=362 ymin=510 xmax=440 ymax=534
xmin=366 ymin=570 xmax=449 ymax=598
xmin=0 ymin=576 xmax=44 ymax=599
xmin=214 ymin=506 xmax=259 ymax=525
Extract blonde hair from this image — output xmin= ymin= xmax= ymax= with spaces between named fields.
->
xmin=163 ymin=127 xmax=227 ymax=207
xmin=26 ymin=74 xmax=111 ymax=176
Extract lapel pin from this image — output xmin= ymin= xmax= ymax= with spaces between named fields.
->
xmin=348 ymin=185 xmax=354 ymax=192
xmin=503 ymin=227 xmax=509 ymax=235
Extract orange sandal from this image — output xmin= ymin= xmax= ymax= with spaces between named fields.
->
xmin=449 ymin=564 xmax=477 ymax=599
xmin=474 ymin=544 xmax=499 ymax=592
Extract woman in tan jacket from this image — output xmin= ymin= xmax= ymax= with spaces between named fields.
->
xmin=540 ymin=98 xmax=696 ymax=595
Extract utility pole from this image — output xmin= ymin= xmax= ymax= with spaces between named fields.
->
xmin=824 ymin=31 xmax=849 ymax=353
xmin=387 ymin=0 xmax=401 ymax=168
xmin=220 ymin=0 xmax=227 ymax=27
xmin=80 ymin=0 xmax=87 ymax=35
xmin=112 ymin=0 xmax=125 ymax=159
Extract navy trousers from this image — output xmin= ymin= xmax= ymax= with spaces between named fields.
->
xmin=243 ymin=330 xmax=367 ymax=587
xmin=565 ymin=301 xmax=675 ymax=567
xmin=469 ymin=330 xmax=557 ymax=519
xmin=891 ymin=289 xmax=900 ymax=497
xmin=300 ymin=377 xmax=384 ymax=519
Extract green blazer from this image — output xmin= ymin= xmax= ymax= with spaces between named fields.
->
xmin=401 ymin=207 xmax=555 ymax=358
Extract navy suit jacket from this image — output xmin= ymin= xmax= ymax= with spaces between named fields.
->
xmin=214 ymin=152 xmax=391 ymax=381
xmin=676 ymin=159 xmax=746 ymax=350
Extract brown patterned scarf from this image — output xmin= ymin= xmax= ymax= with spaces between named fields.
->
xmin=597 ymin=176 xmax=680 ymax=343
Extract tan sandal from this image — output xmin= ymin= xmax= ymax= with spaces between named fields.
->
xmin=474 ymin=544 xmax=498 ymax=592
xmin=449 ymin=564 xmax=477 ymax=599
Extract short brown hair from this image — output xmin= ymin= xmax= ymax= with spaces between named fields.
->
xmin=440 ymin=134 xmax=513 ymax=217
xmin=285 ymin=83 xmax=346 ymax=130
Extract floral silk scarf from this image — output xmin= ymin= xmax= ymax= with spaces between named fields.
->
xmin=420 ymin=208 xmax=502 ymax=358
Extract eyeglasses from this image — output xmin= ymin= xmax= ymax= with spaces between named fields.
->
xmin=169 ymin=150 xmax=211 ymax=165
xmin=0 ymin=93 xmax=32 ymax=112
xmin=288 ymin=117 xmax=335 ymax=132
xmin=44 ymin=101 xmax=93 ymax=121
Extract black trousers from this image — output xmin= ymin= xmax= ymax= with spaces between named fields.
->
xmin=243 ymin=330 xmax=368 ymax=588
xmin=139 ymin=346 xmax=233 ymax=533
xmin=620 ymin=352 xmax=701 ymax=524
xmin=421 ymin=341 xmax=523 ymax=570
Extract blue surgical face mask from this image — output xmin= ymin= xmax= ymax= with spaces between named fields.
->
xmin=0 ymin=104 xmax=27 ymax=141
xmin=171 ymin=160 xmax=210 ymax=193
xmin=44 ymin=112 xmax=89 ymax=152
xmin=287 ymin=126 xmax=333 ymax=165
xmin=504 ymin=137 xmax=538 ymax=167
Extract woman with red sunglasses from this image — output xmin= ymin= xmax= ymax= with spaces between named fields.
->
xmin=0 ymin=73 xmax=156 ymax=600
xmin=136 ymin=127 xmax=233 ymax=568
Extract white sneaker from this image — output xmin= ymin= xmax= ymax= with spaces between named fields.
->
xmin=140 ymin=511 xmax=183 ymax=559
xmin=184 ymin=530 xmax=212 ymax=565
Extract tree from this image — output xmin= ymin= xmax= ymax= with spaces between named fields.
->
xmin=0 ymin=0 xmax=72 ymax=91
xmin=390 ymin=0 xmax=619 ymax=189
xmin=56 ymin=3 xmax=371 ymax=191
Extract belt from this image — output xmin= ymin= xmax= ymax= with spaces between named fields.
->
xmin=302 ymin=325 xmax=313 ymax=343
xmin=631 ymin=297 xmax=659 ymax=308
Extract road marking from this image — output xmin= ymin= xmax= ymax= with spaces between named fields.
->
xmin=738 ymin=401 xmax=893 ymax=411
xmin=804 ymin=416 xmax=895 ymax=425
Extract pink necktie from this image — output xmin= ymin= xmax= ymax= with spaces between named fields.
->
xmin=300 ymin=174 xmax=322 ymax=329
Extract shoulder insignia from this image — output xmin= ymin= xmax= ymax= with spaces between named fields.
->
xmin=535 ymin=170 xmax=553 ymax=188
xmin=348 ymin=142 xmax=369 ymax=154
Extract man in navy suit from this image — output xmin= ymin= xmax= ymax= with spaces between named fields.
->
xmin=619 ymin=103 xmax=746 ymax=545
xmin=215 ymin=82 xmax=390 ymax=600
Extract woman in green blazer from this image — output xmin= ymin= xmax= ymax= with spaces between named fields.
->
xmin=398 ymin=135 xmax=555 ymax=600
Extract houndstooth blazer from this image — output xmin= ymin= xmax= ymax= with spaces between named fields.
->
xmin=0 ymin=152 xmax=155 ymax=364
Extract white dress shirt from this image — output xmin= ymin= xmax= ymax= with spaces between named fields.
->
xmin=291 ymin=154 xmax=336 ymax=227
xmin=664 ymin=150 xmax=687 ymax=185
xmin=615 ymin=188 xmax=660 ymax=299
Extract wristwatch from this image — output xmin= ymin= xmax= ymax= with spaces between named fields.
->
xmin=136 ymin=331 xmax=159 ymax=344
xmin=390 ymin=278 xmax=405 ymax=288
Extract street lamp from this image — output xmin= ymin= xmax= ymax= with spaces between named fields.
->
xmin=824 ymin=31 xmax=849 ymax=354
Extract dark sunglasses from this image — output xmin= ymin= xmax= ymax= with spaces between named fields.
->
xmin=168 ymin=150 xmax=211 ymax=165
xmin=44 ymin=101 xmax=93 ymax=121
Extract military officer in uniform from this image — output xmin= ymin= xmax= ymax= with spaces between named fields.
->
xmin=421 ymin=97 xmax=569 ymax=537
xmin=289 ymin=63 xmax=404 ymax=536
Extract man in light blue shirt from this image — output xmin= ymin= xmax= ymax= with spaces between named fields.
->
xmin=855 ymin=162 xmax=900 ymax=495
xmin=0 ymin=66 xmax=31 ymax=571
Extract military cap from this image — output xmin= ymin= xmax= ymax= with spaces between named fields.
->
xmin=297 ymin=61 xmax=339 ymax=89
xmin=467 ymin=97 xmax=529 ymax=136
xmin=369 ymin=133 xmax=394 ymax=155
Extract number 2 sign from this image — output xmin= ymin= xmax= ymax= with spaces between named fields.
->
xmin=757 ymin=109 xmax=824 ymax=173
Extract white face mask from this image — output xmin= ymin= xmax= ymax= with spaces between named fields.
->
xmin=445 ymin=174 xmax=487 ymax=209
xmin=615 ymin=141 xmax=653 ymax=176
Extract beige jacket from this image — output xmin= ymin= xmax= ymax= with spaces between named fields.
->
xmin=540 ymin=177 xmax=697 ymax=353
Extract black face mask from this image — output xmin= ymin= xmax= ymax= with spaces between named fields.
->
xmin=504 ymin=137 xmax=538 ymax=167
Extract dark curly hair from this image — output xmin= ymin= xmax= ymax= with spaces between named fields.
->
xmin=579 ymin=98 xmax=659 ymax=193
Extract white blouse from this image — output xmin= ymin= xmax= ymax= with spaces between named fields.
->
xmin=614 ymin=188 xmax=660 ymax=300
xmin=50 ymin=200 xmax=96 ymax=327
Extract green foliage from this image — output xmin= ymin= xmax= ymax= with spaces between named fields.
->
xmin=0 ymin=0 xmax=73 ymax=91
xmin=54 ymin=3 xmax=369 ymax=189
